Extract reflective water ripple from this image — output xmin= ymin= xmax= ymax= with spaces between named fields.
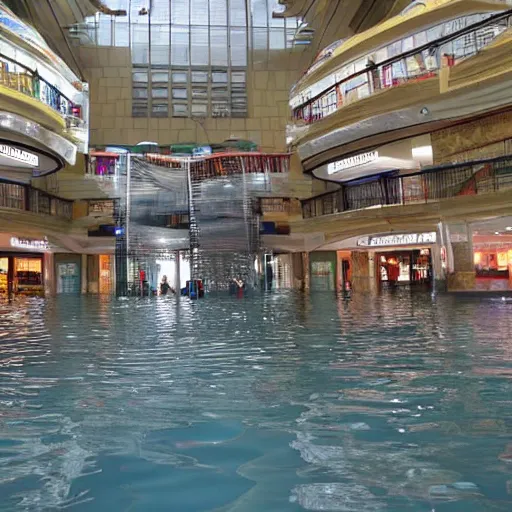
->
xmin=0 ymin=291 xmax=511 ymax=511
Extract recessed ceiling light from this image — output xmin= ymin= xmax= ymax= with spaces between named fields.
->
xmin=495 ymin=231 xmax=500 ymax=235
xmin=506 ymin=226 xmax=512 ymax=231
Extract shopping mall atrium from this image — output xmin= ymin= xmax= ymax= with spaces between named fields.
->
xmin=1 ymin=1 xmax=512 ymax=510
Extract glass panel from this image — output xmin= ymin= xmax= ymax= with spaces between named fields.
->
xmin=191 ymin=0 xmax=209 ymax=25
xmin=230 ymin=0 xmax=246 ymax=26
xmin=211 ymin=27 xmax=228 ymax=66
xmin=230 ymin=28 xmax=247 ymax=66
xmin=114 ymin=20 xmax=129 ymax=46
xmin=210 ymin=0 xmax=227 ymax=26
xmin=192 ymin=87 xmax=208 ymax=99
xmin=152 ymin=71 xmax=169 ymax=83
xmin=152 ymin=87 xmax=168 ymax=98
xmin=173 ymin=103 xmax=189 ymax=116
xmin=212 ymin=71 xmax=228 ymax=83
xmin=192 ymin=71 xmax=209 ymax=83
xmin=133 ymin=71 xmax=148 ymax=83
xmin=132 ymin=103 xmax=148 ymax=116
xmin=98 ymin=16 xmax=112 ymax=46
xmin=269 ymin=27 xmax=284 ymax=50
xmin=133 ymin=87 xmax=148 ymax=99
xmin=172 ymin=71 xmax=188 ymax=83
xmin=253 ymin=28 xmax=268 ymax=51
xmin=191 ymin=103 xmax=208 ymax=116
xmin=251 ymin=0 xmax=268 ymax=27
xmin=171 ymin=26 xmax=190 ymax=65
xmin=171 ymin=0 xmax=190 ymax=25
xmin=231 ymin=71 xmax=246 ymax=84
xmin=151 ymin=0 xmax=170 ymax=22
xmin=191 ymin=27 xmax=209 ymax=65
xmin=151 ymin=103 xmax=169 ymax=117
xmin=172 ymin=88 xmax=188 ymax=99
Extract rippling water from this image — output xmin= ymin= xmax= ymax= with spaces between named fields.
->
xmin=0 ymin=290 xmax=511 ymax=511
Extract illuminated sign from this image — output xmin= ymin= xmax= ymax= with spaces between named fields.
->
xmin=0 ymin=144 xmax=39 ymax=167
xmin=10 ymin=237 xmax=48 ymax=250
xmin=327 ymin=151 xmax=379 ymax=175
xmin=357 ymin=232 xmax=437 ymax=247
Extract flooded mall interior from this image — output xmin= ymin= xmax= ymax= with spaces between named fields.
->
xmin=1 ymin=0 xmax=512 ymax=510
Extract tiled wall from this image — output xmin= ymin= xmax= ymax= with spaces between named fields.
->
xmin=80 ymin=45 xmax=306 ymax=152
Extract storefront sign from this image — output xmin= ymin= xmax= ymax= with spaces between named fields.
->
xmin=0 ymin=144 xmax=39 ymax=167
xmin=357 ymin=232 xmax=437 ymax=247
xmin=88 ymin=200 xmax=115 ymax=216
xmin=327 ymin=151 xmax=379 ymax=174
xmin=10 ymin=237 xmax=48 ymax=250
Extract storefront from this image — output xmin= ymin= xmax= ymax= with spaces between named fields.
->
xmin=0 ymin=236 xmax=48 ymax=295
xmin=357 ymin=232 xmax=437 ymax=289
xmin=310 ymin=251 xmax=337 ymax=291
xmin=473 ymin=234 xmax=512 ymax=291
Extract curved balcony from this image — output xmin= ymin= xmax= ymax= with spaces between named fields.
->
xmin=301 ymin=154 xmax=512 ymax=219
xmin=290 ymin=10 xmax=512 ymax=170
xmin=0 ymin=178 xmax=73 ymax=220
xmin=292 ymin=10 xmax=512 ymax=127
xmin=0 ymin=52 xmax=86 ymax=153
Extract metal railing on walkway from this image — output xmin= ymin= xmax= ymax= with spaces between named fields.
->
xmin=302 ymin=155 xmax=512 ymax=219
xmin=0 ymin=53 xmax=85 ymax=132
xmin=292 ymin=11 xmax=512 ymax=124
xmin=0 ymin=179 xmax=73 ymax=220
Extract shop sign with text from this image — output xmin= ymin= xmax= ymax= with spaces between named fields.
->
xmin=327 ymin=151 xmax=378 ymax=175
xmin=357 ymin=232 xmax=437 ymax=247
xmin=0 ymin=144 xmax=39 ymax=167
xmin=10 ymin=237 xmax=48 ymax=250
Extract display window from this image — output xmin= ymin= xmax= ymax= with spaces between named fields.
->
xmin=15 ymin=257 xmax=43 ymax=293
xmin=378 ymin=249 xmax=432 ymax=287
xmin=0 ymin=257 xmax=7 ymax=292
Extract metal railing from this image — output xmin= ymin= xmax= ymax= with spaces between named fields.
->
xmin=0 ymin=53 xmax=85 ymax=131
xmin=292 ymin=11 xmax=512 ymax=124
xmin=0 ymin=179 xmax=73 ymax=220
xmin=302 ymin=155 xmax=512 ymax=218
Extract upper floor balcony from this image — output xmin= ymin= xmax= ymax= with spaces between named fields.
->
xmin=288 ymin=0 xmax=512 ymax=170
xmin=0 ymin=3 xmax=89 ymax=160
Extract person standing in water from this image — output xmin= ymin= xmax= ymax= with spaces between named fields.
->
xmin=160 ymin=275 xmax=174 ymax=295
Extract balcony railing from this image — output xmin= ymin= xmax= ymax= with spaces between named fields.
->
xmin=302 ymin=155 xmax=512 ymax=219
xmin=0 ymin=54 xmax=85 ymax=133
xmin=0 ymin=179 xmax=73 ymax=220
xmin=292 ymin=10 xmax=512 ymax=125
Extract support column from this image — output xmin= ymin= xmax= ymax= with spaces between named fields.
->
xmin=445 ymin=223 xmax=476 ymax=291
xmin=350 ymin=251 xmax=375 ymax=293
xmin=81 ymin=254 xmax=88 ymax=294
xmin=301 ymin=252 xmax=310 ymax=292
xmin=175 ymin=250 xmax=181 ymax=292
xmin=43 ymin=252 xmax=55 ymax=297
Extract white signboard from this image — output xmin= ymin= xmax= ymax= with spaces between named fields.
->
xmin=357 ymin=232 xmax=437 ymax=247
xmin=0 ymin=144 xmax=39 ymax=167
xmin=328 ymin=151 xmax=378 ymax=175
xmin=10 ymin=237 xmax=48 ymax=250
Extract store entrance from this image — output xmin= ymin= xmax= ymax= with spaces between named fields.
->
xmin=378 ymin=249 xmax=432 ymax=288
xmin=0 ymin=254 xmax=44 ymax=296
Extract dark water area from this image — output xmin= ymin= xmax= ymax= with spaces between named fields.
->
xmin=0 ymin=290 xmax=511 ymax=511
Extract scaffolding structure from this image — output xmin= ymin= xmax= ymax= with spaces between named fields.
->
xmin=114 ymin=151 xmax=290 ymax=296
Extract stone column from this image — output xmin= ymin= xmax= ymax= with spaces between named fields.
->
xmin=350 ymin=251 xmax=375 ymax=293
xmin=446 ymin=223 xmax=476 ymax=291
xmin=43 ymin=252 xmax=55 ymax=297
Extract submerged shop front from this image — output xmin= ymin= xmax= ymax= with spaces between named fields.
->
xmin=357 ymin=232 xmax=438 ymax=288
xmin=0 ymin=235 xmax=49 ymax=295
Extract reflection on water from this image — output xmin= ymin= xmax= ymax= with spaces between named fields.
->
xmin=0 ymin=291 xmax=511 ymax=511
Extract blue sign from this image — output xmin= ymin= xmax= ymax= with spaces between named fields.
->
xmin=193 ymin=146 xmax=212 ymax=156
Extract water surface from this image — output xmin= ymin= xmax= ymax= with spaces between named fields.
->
xmin=0 ymin=291 xmax=511 ymax=511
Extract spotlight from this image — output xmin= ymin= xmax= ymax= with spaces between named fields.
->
xmin=420 ymin=107 xmax=430 ymax=116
